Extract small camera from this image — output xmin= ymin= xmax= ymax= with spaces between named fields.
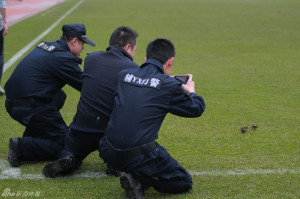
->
xmin=174 ymin=76 xmax=189 ymax=84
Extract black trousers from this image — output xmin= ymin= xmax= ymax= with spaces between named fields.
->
xmin=59 ymin=129 xmax=104 ymax=165
xmin=99 ymin=137 xmax=193 ymax=194
xmin=5 ymin=91 xmax=67 ymax=161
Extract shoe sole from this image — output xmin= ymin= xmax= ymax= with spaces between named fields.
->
xmin=8 ymin=138 xmax=21 ymax=167
xmin=43 ymin=158 xmax=70 ymax=178
xmin=120 ymin=174 xmax=144 ymax=199
xmin=120 ymin=175 xmax=132 ymax=189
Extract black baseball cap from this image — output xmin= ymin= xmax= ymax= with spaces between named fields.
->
xmin=62 ymin=23 xmax=96 ymax=47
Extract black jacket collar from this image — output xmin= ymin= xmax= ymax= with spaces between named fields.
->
xmin=106 ymin=45 xmax=134 ymax=61
xmin=57 ymin=38 xmax=70 ymax=51
xmin=140 ymin=59 xmax=164 ymax=74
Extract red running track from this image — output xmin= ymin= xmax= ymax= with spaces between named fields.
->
xmin=6 ymin=0 xmax=65 ymax=26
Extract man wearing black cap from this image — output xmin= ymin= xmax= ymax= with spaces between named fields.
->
xmin=4 ymin=23 xmax=95 ymax=167
xmin=43 ymin=26 xmax=139 ymax=178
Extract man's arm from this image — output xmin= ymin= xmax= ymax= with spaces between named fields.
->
xmin=169 ymin=74 xmax=205 ymax=118
xmin=50 ymin=54 xmax=83 ymax=91
xmin=56 ymin=61 xmax=83 ymax=91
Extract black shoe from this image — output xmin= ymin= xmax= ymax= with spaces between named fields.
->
xmin=8 ymin=137 xmax=23 ymax=167
xmin=43 ymin=156 xmax=74 ymax=178
xmin=120 ymin=173 xmax=144 ymax=199
xmin=106 ymin=165 xmax=122 ymax=177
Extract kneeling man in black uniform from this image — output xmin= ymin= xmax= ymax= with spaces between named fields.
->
xmin=5 ymin=23 xmax=95 ymax=167
xmin=43 ymin=26 xmax=139 ymax=178
xmin=99 ymin=38 xmax=206 ymax=198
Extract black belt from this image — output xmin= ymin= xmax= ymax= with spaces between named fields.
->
xmin=106 ymin=138 xmax=156 ymax=157
xmin=8 ymin=98 xmax=48 ymax=107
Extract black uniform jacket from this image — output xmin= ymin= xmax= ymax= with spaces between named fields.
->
xmin=69 ymin=46 xmax=139 ymax=133
xmin=106 ymin=59 xmax=206 ymax=149
xmin=5 ymin=39 xmax=83 ymax=101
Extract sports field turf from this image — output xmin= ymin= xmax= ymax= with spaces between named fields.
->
xmin=0 ymin=0 xmax=299 ymax=198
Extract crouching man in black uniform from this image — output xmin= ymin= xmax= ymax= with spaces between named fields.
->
xmin=4 ymin=24 xmax=96 ymax=167
xmin=42 ymin=26 xmax=139 ymax=178
xmin=99 ymin=38 xmax=206 ymax=198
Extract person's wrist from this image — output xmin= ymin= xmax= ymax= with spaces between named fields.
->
xmin=189 ymin=89 xmax=195 ymax=94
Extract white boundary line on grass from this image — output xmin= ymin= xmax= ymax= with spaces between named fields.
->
xmin=0 ymin=158 xmax=299 ymax=180
xmin=3 ymin=0 xmax=85 ymax=73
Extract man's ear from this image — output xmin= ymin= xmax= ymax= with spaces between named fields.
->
xmin=168 ymin=57 xmax=174 ymax=66
xmin=70 ymin=37 xmax=78 ymax=46
xmin=124 ymin=44 xmax=131 ymax=52
xmin=170 ymin=57 xmax=174 ymax=66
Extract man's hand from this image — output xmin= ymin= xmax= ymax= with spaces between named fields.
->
xmin=181 ymin=74 xmax=195 ymax=95
xmin=3 ymin=22 xmax=8 ymax=36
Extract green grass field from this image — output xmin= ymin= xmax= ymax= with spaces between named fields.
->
xmin=0 ymin=0 xmax=299 ymax=198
